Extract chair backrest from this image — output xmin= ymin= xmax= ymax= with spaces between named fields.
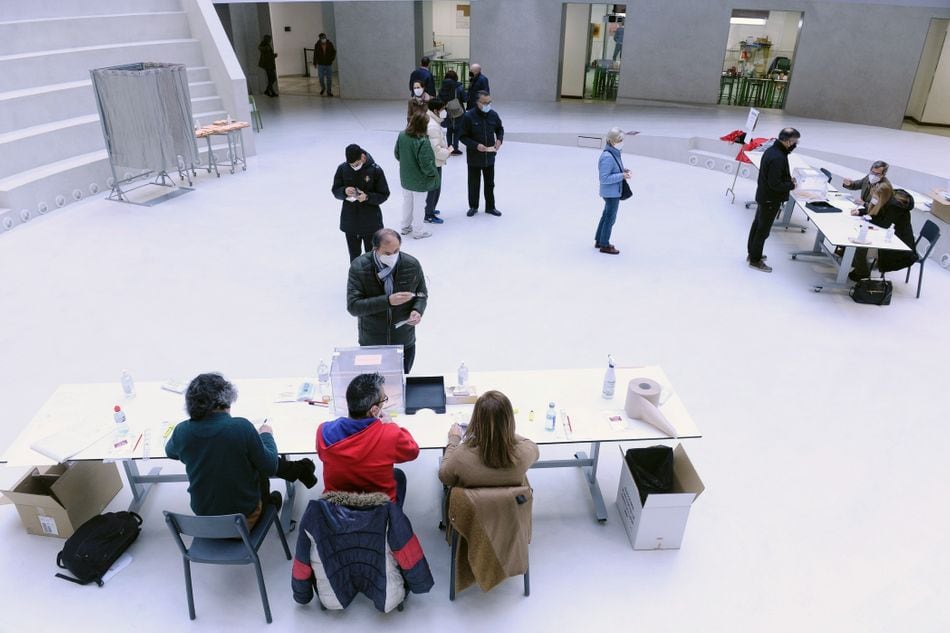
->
xmin=819 ymin=168 xmax=832 ymax=183
xmin=915 ymin=219 xmax=941 ymax=260
xmin=164 ymin=511 xmax=248 ymax=540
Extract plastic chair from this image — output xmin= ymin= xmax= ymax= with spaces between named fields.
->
xmin=248 ymin=95 xmax=262 ymax=132
xmin=905 ymin=220 xmax=941 ymax=298
xmin=446 ymin=486 xmax=531 ymax=601
xmin=164 ymin=506 xmax=291 ymax=624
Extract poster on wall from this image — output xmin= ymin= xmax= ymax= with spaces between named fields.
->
xmin=456 ymin=5 xmax=470 ymax=29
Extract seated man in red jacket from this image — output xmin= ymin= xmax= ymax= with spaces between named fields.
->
xmin=317 ymin=372 xmax=419 ymax=507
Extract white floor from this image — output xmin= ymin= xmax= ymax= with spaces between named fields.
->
xmin=1 ymin=96 xmax=949 ymax=633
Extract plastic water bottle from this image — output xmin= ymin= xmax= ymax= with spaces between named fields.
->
xmin=457 ymin=362 xmax=469 ymax=387
xmin=226 ymin=113 xmax=232 ymax=125
xmin=113 ymin=405 xmax=129 ymax=440
xmin=121 ymin=370 xmax=136 ymax=399
xmin=602 ymin=354 xmax=616 ymax=399
xmin=545 ymin=402 xmax=557 ymax=431
xmin=885 ymin=225 xmax=895 ymax=243
xmin=317 ymin=359 xmax=330 ymax=396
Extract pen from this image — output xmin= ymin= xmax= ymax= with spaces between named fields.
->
xmin=132 ymin=433 xmax=143 ymax=452
xmin=307 ymin=400 xmax=328 ymax=407
xmin=566 ymin=415 xmax=573 ymax=433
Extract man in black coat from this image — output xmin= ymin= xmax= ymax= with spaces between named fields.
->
xmin=748 ymin=127 xmax=800 ymax=273
xmin=465 ymin=63 xmax=489 ymax=111
xmin=346 ymin=229 xmax=428 ymax=374
xmin=459 ymin=91 xmax=504 ymax=217
xmin=332 ymin=145 xmax=390 ymax=262
xmin=409 ymin=57 xmax=436 ymax=97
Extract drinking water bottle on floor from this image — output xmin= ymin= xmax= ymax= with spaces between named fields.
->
xmin=458 ymin=362 xmax=469 ymax=387
xmin=121 ymin=370 xmax=135 ymax=399
xmin=317 ymin=359 xmax=330 ymax=396
xmin=545 ymin=402 xmax=557 ymax=431
xmin=602 ymin=355 xmax=616 ymax=399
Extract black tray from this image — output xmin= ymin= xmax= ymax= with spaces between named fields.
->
xmin=405 ymin=376 xmax=446 ymax=414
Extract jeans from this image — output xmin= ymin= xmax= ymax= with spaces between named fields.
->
xmin=467 ymin=165 xmax=495 ymax=210
xmin=747 ymin=200 xmax=781 ymax=262
xmin=401 ymin=189 xmax=427 ymax=234
xmin=595 ymin=197 xmax=620 ymax=246
xmin=393 ymin=468 xmax=407 ymax=509
xmin=317 ymin=65 xmax=332 ymax=93
xmin=425 ymin=166 xmax=442 ymax=217
xmin=345 ymin=233 xmax=373 ymax=262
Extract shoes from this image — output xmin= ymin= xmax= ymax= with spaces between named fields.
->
xmin=412 ymin=230 xmax=432 ymax=239
xmin=599 ymin=245 xmax=620 ymax=255
xmin=319 ymin=88 xmax=325 ymax=96
xmin=451 ymin=149 xmax=463 ymax=156
xmin=401 ymin=227 xmax=413 ymax=235
xmin=595 ymin=243 xmax=615 ymax=249
xmin=485 ymin=208 xmax=502 ymax=217
xmin=424 ymin=216 xmax=444 ymax=224
xmin=749 ymin=260 xmax=773 ymax=273
xmin=848 ymin=271 xmax=865 ymax=282
xmin=745 ymin=255 xmax=768 ymax=262
xmin=268 ymin=491 xmax=283 ymax=511
xmin=432 ymin=209 xmax=441 ymax=215
xmin=466 ymin=208 xmax=477 ymax=217
xmin=327 ymin=92 xmax=334 ymax=97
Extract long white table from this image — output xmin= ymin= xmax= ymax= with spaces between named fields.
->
xmin=1 ymin=367 xmax=701 ymax=523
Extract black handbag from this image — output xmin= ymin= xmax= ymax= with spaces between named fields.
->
xmin=850 ymin=278 xmax=892 ymax=305
xmin=609 ymin=152 xmax=633 ymax=200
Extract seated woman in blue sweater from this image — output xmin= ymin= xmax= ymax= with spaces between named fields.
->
xmin=165 ymin=373 xmax=317 ymax=528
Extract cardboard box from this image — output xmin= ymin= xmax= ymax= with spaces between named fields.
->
xmin=1 ymin=462 xmax=122 ymax=538
xmin=930 ymin=189 xmax=950 ymax=224
xmin=616 ymin=444 xmax=705 ymax=550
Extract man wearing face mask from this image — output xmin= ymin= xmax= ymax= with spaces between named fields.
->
xmin=313 ymin=33 xmax=336 ymax=97
xmin=409 ymin=56 xmax=436 ymax=98
xmin=346 ymin=228 xmax=428 ymax=374
xmin=841 ymin=160 xmax=890 ymax=206
xmin=747 ymin=127 xmax=800 ymax=273
xmin=465 ymin=64 xmax=490 ymax=111
xmin=460 ymin=91 xmax=504 ymax=217
xmin=332 ymin=145 xmax=390 ymax=262
xmin=424 ymin=99 xmax=452 ymax=223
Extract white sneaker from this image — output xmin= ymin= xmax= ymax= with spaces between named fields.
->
xmin=400 ymin=227 xmax=412 ymax=235
xmin=412 ymin=230 xmax=432 ymax=239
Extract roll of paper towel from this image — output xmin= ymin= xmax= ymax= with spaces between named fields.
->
xmin=624 ymin=378 xmax=678 ymax=437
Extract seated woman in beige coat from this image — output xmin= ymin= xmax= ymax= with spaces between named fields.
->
xmin=439 ymin=390 xmax=539 ymax=487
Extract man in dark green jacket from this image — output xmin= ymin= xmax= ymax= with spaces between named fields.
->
xmin=346 ymin=228 xmax=428 ymax=373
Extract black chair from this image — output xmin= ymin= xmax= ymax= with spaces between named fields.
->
xmin=164 ymin=505 xmax=291 ymax=624
xmin=820 ymin=168 xmax=832 ymax=183
xmin=905 ymin=219 xmax=941 ymax=298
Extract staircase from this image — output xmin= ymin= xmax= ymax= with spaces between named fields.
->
xmin=0 ymin=0 xmax=232 ymax=231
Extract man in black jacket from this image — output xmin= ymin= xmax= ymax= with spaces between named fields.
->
xmin=747 ymin=128 xmax=800 ymax=273
xmin=332 ymin=145 xmax=390 ymax=262
xmin=409 ymin=57 xmax=436 ymax=97
xmin=313 ymin=33 xmax=337 ymax=96
xmin=465 ymin=64 xmax=489 ymax=111
xmin=347 ymin=229 xmax=428 ymax=374
xmin=460 ymin=91 xmax=504 ymax=217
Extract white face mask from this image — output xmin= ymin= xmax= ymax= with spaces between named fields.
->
xmin=479 ymin=104 xmax=491 ymax=113
xmin=868 ymin=174 xmax=881 ymax=184
xmin=378 ymin=252 xmax=399 ymax=268
xmin=870 ymin=197 xmax=879 ymax=206
xmin=439 ymin=110 xmax=447 ymax=120
xmin=614 ymin=142 xmax=624 ymax=151
xmin=413 ymin=87 xmax=424 ymax=97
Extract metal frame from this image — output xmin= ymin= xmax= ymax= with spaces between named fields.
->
xmin=790 ymin=225 xmax=858 ymax=292
xmin=203 ymin=129 xmax=247 ymax=177
xmin=531 ymin=442 xmax=607 ymax=521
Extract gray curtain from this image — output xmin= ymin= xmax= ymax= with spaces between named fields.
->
xmin=91 ymin=63 xmax=199 ymax=175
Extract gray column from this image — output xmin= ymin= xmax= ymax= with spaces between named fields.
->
xmin=333 ymin=1 xmax=416 ymax=99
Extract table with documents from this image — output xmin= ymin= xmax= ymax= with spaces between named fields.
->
xmin=1 ymin=367 xmax=701 ymax=524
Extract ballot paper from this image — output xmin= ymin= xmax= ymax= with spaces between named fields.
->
xmin=394 ymin=319 xmax=410 ymax=329
xmin=31 ymin=422 xmax=114 ymax=463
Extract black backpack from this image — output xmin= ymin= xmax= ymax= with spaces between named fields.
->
xmin=850 ymin=278 xmax=892 ymax=306
xmin=55 ymin=511 xmax=142 ymax=586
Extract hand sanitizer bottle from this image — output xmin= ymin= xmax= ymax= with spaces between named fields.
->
xmin=602 ymin=355 xmax=616 ymax=399
xmin=458 ymin=362 xmax=469 ymax=387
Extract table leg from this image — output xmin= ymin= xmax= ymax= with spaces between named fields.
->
xmin=791 ymin=227 xmax=826 ymax=260
xmin=836 ymin=247 xmax=856 ymax=285
xmin=772 ymin=198 xmax=808 ymax=233
xmin=530 ymin=442 xmax=608 ymax=522
xmin=123 ymin=460 xmax=188 ymax=514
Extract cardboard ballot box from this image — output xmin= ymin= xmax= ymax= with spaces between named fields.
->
xmin=616 ymin=444 xmax=704 ymax=550
xmin=1 ymin=462 xmax=122 ymax=538
xmin=930 ymin=189 xmax=950 ymax=224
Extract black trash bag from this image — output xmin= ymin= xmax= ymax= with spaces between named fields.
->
xmin=625 ymin=446 xmax=675 ymax=505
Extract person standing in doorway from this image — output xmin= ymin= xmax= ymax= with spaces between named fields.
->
xmin=332 ymin=144 xmax=390 ymax=262
xmin=258 ymin=35 xmax=278 ymax=97
xmin=394 ymin=112 xmax=439 ymax=239
xmin=747 ymin=128 xmax=800 ymax=273
xmin=612 ymin=22 xmax=625 ymax=61
xmin=595 ymin=127 xmax=631 ymax=255
xmin=465 ymin=64 xmax=489 ymax=111
xmin=313 ymin=32 xmax=336 ymax=97
xmin=460 ymin=91 xmax=504 ymax=218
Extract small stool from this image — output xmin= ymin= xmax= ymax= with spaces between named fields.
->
xmin=718 ymin=76 xmax=736 ymax=105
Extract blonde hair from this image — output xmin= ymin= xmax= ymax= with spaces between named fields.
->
xmin=868 ymin=181 xmax=893 ymax=216
xmin=606 ymin=127 xmax=625 ymax=146
xmin=464 ymin=391 xmax=517 ymax=469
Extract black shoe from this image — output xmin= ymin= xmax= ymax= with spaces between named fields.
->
xmin=749 ymin=260 xmax=772 ymax=273
xmin=268 ymin=491 xmax=283 ymax=512
xmin=319 ymin=88 xmax=325 ymax=95
xmin=485 ymin=208 xmax=502 ymax=217
xmin=848 ymin=271 xmax=865 ymax=282
xmin=466 ymin=208 xmax=477 ymax=217
xmin=327 ymin=92 xmax=334 ymax=97
xmin=451 ymin=149 xmax=463 ymax=156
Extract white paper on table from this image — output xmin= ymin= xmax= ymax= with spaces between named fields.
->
xmin=31 ymin=422 xmax=114 ymax=463
xmin=101 ymin=553 xmax=133 ymax=583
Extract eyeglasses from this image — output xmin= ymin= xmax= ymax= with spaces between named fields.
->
xmin=374 ymin=395 xmax=389 ymax=408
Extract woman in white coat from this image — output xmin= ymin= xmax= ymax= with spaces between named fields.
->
xmin=424 ymin=99 xmax=453 ymax=223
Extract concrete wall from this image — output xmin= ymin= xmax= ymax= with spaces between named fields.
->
xmin=332 ymin=1 xmax=416 ymax=99
xmin=217 ymin=2 xmax=271 ymax=94
xmin=270 ymin=2 xmax=326 ymax=76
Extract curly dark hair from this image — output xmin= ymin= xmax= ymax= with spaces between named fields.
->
xmin=185 ymin=373 xmax=238 ymax=420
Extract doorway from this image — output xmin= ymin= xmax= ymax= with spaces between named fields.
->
xmin=905 ymin=18 xmax=950 ymax=132
xmin=560 ymin=3 xmax=625 ymax=101
xmin=718 ymin=9 xmax=802 ymax=110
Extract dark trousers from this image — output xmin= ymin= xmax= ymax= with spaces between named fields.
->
xmin=402 ymin=343 xmax=416 ymax=374
xmin=747 ymin=200 xmax=781 ymax=262
xmin=851 ymin=247 xmax=871 ymax=278
xmin=394 ymin=468 xmax=407 ymax=509
xmin=425 ymin=166 xmax=442 ymax=217
xmin=467 ymin=165 xmax=495 ymax=210
xmin=345 ymin=233 xmax=373 ymax=262
xmin=264 ymin=68 xmax=278 ymax=94
xmin=445 ymin=117 xmax=461 ymax=150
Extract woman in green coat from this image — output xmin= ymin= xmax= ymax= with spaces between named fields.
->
xmin=395 ymin=112 xmax=439 ymax=239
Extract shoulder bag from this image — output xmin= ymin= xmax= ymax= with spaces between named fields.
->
xmin=608 ymin=152 xmax=633 ymax=200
